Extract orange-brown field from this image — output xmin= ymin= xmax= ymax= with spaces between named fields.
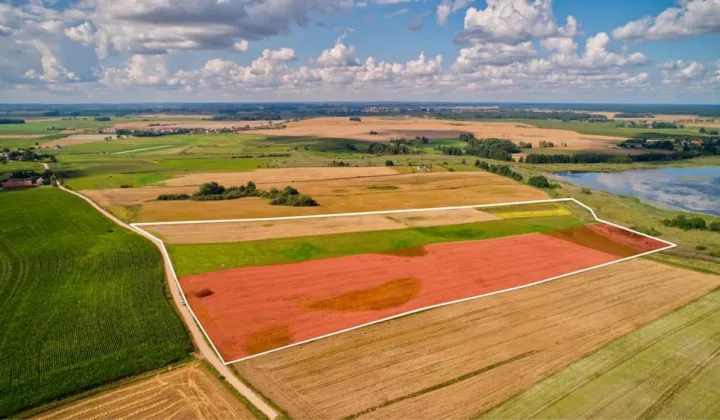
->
xmin=253 ymin=116 xmax=624 ymax=149
xmin=84 ymin=170 xmax=548 ymax=222
xmin=36 ymin=362 xmax=254 ymax=420
xmin=235 ymin=259 xmax=720 ymax=419
xmin=147 ymin=208 xmax=499 ymax=244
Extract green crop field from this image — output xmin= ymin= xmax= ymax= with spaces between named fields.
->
xmin=0 ymin=119 xmax=111 ymax=135
xmin=167 ymin=215 xmax=584 ymax=276
xmin=0 ymin=188 xmax=191 ymax=416
xmin=481 ymin=287 xmax=720 ymax=419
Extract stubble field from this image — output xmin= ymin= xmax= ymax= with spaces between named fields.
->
xmin=84 ymin=169 xmax=549 ymax=222
xmin=235 ymin=259 xmax=720 ymax=419
xmin=35 ymin=363 xmax=255 ymax=420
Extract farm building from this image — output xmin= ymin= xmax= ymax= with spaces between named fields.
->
xmin=2 ymin=179 xmax=34 ymax=189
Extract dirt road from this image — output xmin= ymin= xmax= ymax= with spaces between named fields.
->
xmin=56 ymin=182 xmax=277 ymax=419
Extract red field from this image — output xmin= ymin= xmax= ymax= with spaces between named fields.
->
xmin=180 ymin=225 xmax=668 ymax=362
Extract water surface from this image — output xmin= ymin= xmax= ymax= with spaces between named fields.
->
xmin=554 ymin=166 xmax=720 ymax=216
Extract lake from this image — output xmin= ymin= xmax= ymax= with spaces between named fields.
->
xmin=554 ymin=166 xmax=720 ymax=216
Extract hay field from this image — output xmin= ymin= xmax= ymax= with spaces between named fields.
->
xmin=253 ymin=117 xmax=623 ymax=149
xmin=484 ymin=287 xmax=720 ymax=419
xmin=85 ymin=170 xmax=548 ymax=222
xmin=148 ymin=208 xmax=499 ymax=244
xmin=235 ymin=260 xmax=720 ymax=419
xmin=163 ymin=167 xmax=398 ymax=186
xmin=44 ymin=134 xmax=113 ymax=148
xmin=35 ymin=363 xmax=255 ymax=420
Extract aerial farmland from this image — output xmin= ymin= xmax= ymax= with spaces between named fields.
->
xmin=1 ymin=106 xmax=720 ymax=418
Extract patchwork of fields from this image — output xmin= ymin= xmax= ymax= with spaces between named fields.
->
xmin=0 ymin=189 xmax=191 ymax=417
xmin=178 ymin=222 xmax=668 ymax=361
xmin=235 ymin=259 xmax=720 ymax=418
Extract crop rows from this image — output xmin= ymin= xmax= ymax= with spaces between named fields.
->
xmin=0 ymin=188 xmax=191 ymax=416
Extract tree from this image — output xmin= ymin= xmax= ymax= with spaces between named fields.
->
xmin=528 ymin=176 xmax=552 ymax=188
xmin=385 ymin=160 xmax=394 ymax=166
xmin=195 ymin=182 xmax=225 ymax=196
xmin=699 ymin=127 xmax=707 ymax=134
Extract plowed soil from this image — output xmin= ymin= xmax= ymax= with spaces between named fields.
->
xmin=35 ymin=362 xmax=254 ymax=420
xmin=235 ymin=260 xmax=720 ymax=419
xmin=180 ymin=232 xmax=633 ymax=361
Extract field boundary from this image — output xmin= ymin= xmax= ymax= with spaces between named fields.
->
xmin=131 ymin=198 xmax=676 ymax=365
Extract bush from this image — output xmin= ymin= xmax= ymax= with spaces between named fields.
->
xmin=581 ymin=188 xmax=592 ymax=194
xmin=662 ymin=215 xmax=711 ymax=231
xmin=630 ymin=226 xmax=662 ymax=237
xmin=157 ymin=194 xmax=190 ymax=201
xmin=195 ymin=182 xmax=225 ymax=196
xmin=696 ymin=245 xmax=707 ymax=251
xmin=120 ymin=184 xmax=133 ymax=188
xmin=385 ymin=160 xmax=394 ymax=166
xmin=528 ymin=176 xmax=552 ymax=188
xmin=710 ymin=221 xmax=720 ymax=232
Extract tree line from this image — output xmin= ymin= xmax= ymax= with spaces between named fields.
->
xmin=521 ymin=152 xmax=704 ymax=164
xmin=158 ymin=181 xmax=318 ymax=207
xmin=0 ymin=119 xmax=25 ymax=124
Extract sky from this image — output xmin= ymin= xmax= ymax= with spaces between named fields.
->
xmin=1 ymin=0 xmax=719 ymax=103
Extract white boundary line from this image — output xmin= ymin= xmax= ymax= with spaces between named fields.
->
xmin=115 ymin=144 xmax=174 ymax=155
xmin=130 ymin=198 xmax=676 ymax=365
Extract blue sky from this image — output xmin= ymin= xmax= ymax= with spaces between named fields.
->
xmin=1 ymin=0 xmax=718 ymax=103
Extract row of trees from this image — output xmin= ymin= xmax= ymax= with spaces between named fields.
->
xmin=662 ymin=215 xmax=720 ymax=232
xmin=0 ymin=118 xmax=25 ymax=124
xmin=521 ymin=152 xmax=701 ymax=164
xmin=474 ymin=160 xmax=523 ymax=182
xmin=368 ymin=139 xmax=425 ymax=155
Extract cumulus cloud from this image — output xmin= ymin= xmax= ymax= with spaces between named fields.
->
xmin=453 ymin=41 xmax=537 ymax=71
xmin=24 ymin=40 xmax=79 ymax=83
xmin=437 ymin=0 xmax=474 ymax=25
xmin=233 ymin=40 xmax=249 ymax=52
xmin=613 ymin=0 xmax=720 ymax=41
xmin=549 ymin=32 xmax=648 ymax=71
xmin=97 ymin=54 xmax=168 ymax=86
xmin=67 ymin=0 xmax=355 ymax=59
xmin=316 ymin=36 xmax=360 ymax=67
xmin=455 ymin=0 xmax=577 ymax=44
xmin=658 ymin=60 xmax=711 ymax=86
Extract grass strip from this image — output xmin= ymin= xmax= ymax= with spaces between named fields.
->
xmin=169 ymin=215 xmax=584 ymax=276
xmin=231 ymin=366 xmax=293 ymax=420
xmin=342 ymin=351 xmax=535 ymax=420
xmin=199 ymin=360 xmax=269 ymax=420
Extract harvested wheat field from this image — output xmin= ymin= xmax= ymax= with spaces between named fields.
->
xmin=235 ymin=260 xmax=720 ymax=419
xmin=164 ymin=167 xmax=398 ymax=187
xmin=43 ymin=134 xmax=113 ymax=148
xmin=89 ymin=171 xmax=547 ymax=222
xmin=254 ymin=116 xmax=623 ymax=149
xmin=112 ymin=120 xmax=286 ymax=130
xmin=148 ymin=208 xmax=499 ymax=244
xmin=179 ymin=226 xmax=665 ymax=361
xmin=35 ymin=362 xmax=254 ymax=420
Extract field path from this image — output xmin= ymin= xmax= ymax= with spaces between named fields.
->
xmin=55 ymin=181 xmax=278 ymax=419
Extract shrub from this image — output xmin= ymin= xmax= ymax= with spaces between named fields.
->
xmin=662 ymin=215 xmax=710 ymax=231
xmin=385 ymin=160 xmax=394 ymax=166
xmin=581 ymin=188 xmax=592 ymax=194
xmin=120 ymin=184 xmax=133 ymax=188
xmin=696 ymin=245 xmax=707 ymax=251
xmin=630 ymin=226 xmax=662 ymax=237
xmin=195 ymin=182 xmax=225 ymax=196
xmin=710 ymin=221 xmax=720 ymax=232
xmin=528 ymin=176 xmax=552 ymax=188
xmin=157 ymin=193 xmax=190 ymax=201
